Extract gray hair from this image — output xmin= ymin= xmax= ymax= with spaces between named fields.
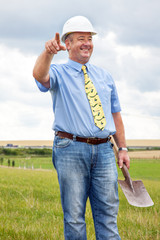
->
xmin=65 ymin=33 xmax=74 ymax=42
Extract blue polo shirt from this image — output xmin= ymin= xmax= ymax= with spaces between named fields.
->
xmin=35 ymin=59 xmax=121 ymax=138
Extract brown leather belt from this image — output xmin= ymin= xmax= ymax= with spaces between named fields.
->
xmin=56 ymin=131 xmax=111 ymax=145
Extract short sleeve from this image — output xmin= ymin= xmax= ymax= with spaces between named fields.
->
xmin=49 ymin=64 xmax=58 ymax=90
xmin=108 ymin=73 xmax=121 ymax=113
xmin=35 ymin=79 xmax=49 ymax=92
xmin=34 ymin=64 xmax=58 ymax=92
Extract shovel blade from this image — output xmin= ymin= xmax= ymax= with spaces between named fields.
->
xmin=118 ymin=179 xmax=154 ymax=207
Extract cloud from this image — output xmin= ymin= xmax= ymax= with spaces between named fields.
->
xmin=123 ymin=114 xmax=160 ymax=139
xmin=0 ymin=0 xmax=160 ymax=139
xmin=0 ymin=44 xmax=53 ymax=140
xmin=95 ymin=0 xmax=160 ymax=47
xmin=92 ymin=32 xmax=160 ymax=94
xmin=1 ymin=0 xmax=160 ymax=53
xmin=0 ymin=101 xmax=54 ymax=140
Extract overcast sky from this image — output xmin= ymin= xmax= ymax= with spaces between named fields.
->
xmin=0 ymin=0 xmax=160 ymax=140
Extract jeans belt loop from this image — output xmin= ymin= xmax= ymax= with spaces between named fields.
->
xmin=73 ymin=135 xmax=76 ymax=141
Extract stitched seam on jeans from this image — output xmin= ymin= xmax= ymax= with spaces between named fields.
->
xmin=55 ymin=137 xmax=72 ymax=148
xmin=91 ymin=145 xmax=97 ymax=168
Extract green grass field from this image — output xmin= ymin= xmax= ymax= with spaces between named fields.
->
xmin=0 ymin=151 xmax=159 ymax=239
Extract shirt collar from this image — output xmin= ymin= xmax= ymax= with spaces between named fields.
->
xmin=67 ymin=58 xmax=90 ymax=72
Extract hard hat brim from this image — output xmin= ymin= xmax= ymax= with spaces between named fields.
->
xmin=61 ymin=31 xmax=97 ymax=43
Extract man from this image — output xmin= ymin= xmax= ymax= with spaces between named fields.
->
xmin=33 ymin=16 xmax=130 ymax=240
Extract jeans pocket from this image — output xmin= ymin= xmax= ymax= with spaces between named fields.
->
xmin=52 ymin=136 xmax=72 ymax=169
xmin=55 ymin=136 xmax=72 ymax=148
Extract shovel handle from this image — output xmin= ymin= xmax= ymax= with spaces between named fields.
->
xmin=111 ymin=136 xmax=134 ymax=191
xmin=110 ymin=136 xmax=131 ymax=180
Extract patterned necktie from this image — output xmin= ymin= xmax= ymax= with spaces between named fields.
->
xmin=82 ymin=65 xmax=106 ymax=130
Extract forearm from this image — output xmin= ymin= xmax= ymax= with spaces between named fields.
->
xmin=33 ymin=50 xmax=54 ymax=83
xmin=112 ymin=112 xmax=127 ymax=148
xmin=112 ymin=112 xmax=130 ymax=169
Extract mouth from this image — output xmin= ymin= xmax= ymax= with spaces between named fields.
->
xmin=80 ymin=45 xmax=90 ymax=51
xmin=80 ymin=47 xmax=90 ymax=53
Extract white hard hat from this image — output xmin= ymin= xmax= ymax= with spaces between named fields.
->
xmin=61 ymin=16 xmax=97 ymax=43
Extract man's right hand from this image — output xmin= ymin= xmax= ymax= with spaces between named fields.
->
xmin=45 ymin=33 xmax=66 ymax=55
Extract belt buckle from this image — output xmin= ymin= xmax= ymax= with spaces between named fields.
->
xmin=87 ymin=138 xmax=95 ymax=144
xmin=87 ymin=138 xmax=91 ymax=144
xmin=87 ymin=138 xmax=98 ymax=145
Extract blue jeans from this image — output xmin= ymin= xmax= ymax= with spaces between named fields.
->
xmin=52 ymin=136 xmax=121 ymax=240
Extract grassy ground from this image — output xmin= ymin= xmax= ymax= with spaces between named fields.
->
xmin=0 ymin=154 xmax=159 ymax=239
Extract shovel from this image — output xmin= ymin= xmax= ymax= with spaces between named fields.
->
xmin=111 ymin=137 xmax=154 ymax=207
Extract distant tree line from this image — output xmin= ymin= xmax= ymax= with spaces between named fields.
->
xmin=0 ymin=148 xmax=52 ymax=156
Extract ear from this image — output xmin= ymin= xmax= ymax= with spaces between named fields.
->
xmin=65 ymin=39 xmax=71 ymax=51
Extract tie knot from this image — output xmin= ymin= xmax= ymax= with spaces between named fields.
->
xmin=82 ymin=65 xmax=87 ymax=73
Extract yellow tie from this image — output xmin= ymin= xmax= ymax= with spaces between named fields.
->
xmin=82 ymin=65 xmax=106 ymax=130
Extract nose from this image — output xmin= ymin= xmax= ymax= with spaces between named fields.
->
xmin=82 ymin=40 xmax=91 ymax=47
xmin=85 ymin=39 xmax=91 ymax=44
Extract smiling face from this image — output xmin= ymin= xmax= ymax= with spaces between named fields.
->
xmin=65 ymin=32 xmax=93 ymax=64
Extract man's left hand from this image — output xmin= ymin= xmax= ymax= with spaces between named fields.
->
xmin=117 ymin=151 xmax=130 ymax=169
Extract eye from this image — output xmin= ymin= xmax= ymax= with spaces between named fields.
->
xmin=79 ymin=38 xmax=84 ymax=41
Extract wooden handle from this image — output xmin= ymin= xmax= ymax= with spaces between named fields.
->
xmin=110 ymin=136 xmax=118 ymax=159
xmin=110 ymin=136 xmax=132 ymax=180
